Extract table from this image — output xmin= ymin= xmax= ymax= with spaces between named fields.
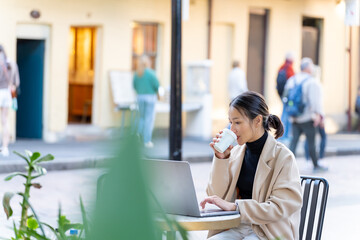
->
xmin=157 ymin=214 xmax=241 ymax=239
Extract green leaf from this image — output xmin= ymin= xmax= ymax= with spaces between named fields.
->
xmin=25 ymin=150 xmax=33 ymax=159
xmin=80 ymin=196 xmax=90 ymax=237
xmin=33 ymin=165 xmax=47 ymax=175
xmin=33 ymin=154 xmax=54 ymax=164
xmin=4 ymin=172 xmax=27 ymax=181
xmin=13 ymin=151 xmax=30 ymax=165
xmin=30 ymin=152 xmax=41 ymax=162
xmin=2 ymin=192 xmax=14 ymax=219
xmin=41 ymin=222 xmax=61 ymax=239
xmin=27 ymin=217 xmax=39 ymax=230
xmin=20 ymin=228 xmax=49 ymax=240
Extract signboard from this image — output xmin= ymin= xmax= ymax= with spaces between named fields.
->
xmin=345 ymin=0 xmax=360 ymax=26
xmin=109 ymin=70 xmax=136 ymax=107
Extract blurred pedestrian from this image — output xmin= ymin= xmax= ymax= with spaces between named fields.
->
xmin=133 ymin=56 xmax=159 ymax=148
xmin=7 ymin=59 xmax=20 ymax=111
xmin=277 ymin=52 xmax=295 ymax=143
xmin=228 ymin=60 xmax=248 ymax=101
xmin=284 ymin=58 xmax=327 ymax=172
xmin=0 ymin=45 xmax=11 ymax=157
xmin=304 ymin=66 xmax=326 ymax=164
xmin=201 ymin=91 xmax=302 ymax=240
xmin=355 ymin=86 xmax=360 ymax=131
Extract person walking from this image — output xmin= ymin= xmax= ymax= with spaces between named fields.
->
xmin=228 ymin=60 xmax=248 ymax=101
xmin=277 ymin=52 xmax=295 ymax=143
xmin=304 ymin=65 xmax=326 ymax=165
xmin=0 ymin=45 xmax=12 ymax=157
xmin=201 ymin=91 xmax=302 ymax=240
xmin=133 ymin=56 xmax=159 ymax=148
xmin=284 ymin=57 xmax=327 ymax=172
xmin=355 ymin=86 xmax=360 ymax=132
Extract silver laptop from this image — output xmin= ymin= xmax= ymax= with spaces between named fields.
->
xmin=145 ymin=159 xmax=239 ymax=217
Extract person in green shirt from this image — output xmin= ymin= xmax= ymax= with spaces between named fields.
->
xmin=133 ymin=56 xmax=159 ymax=148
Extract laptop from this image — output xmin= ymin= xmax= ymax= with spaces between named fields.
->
xmin=144 ymin=159 xmax=239 ymax=217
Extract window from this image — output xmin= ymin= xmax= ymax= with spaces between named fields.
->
xmin=132 ymin=22 xmax=158 ymax=70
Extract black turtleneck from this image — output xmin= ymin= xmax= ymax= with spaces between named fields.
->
xmin=236 ymin=131 xmax=268 ymax=199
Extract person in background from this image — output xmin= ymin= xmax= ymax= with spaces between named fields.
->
xmin=201 ymin=91 xmax=302 ymax=240
xmin=284 ymin=58 xmax=327 ymax=172
xmin=277 ymin=52 xmax=295 ymax=143
xmin=304 ymin=65 xmax=327 ymax=166
xmin=355 ymin=86 xmax=360 ymax=132
xmin=228 ymin=60 xmax=248 ymax=101
xmin=0 ymin=45 xmax=11 ymax=157
xmin=133 ymin=55 xmax=159 ymax=148
xmin=7 ymin=58 xmax=20 ymax=110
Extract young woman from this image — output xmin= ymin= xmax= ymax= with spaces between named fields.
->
xmin=200 ymin=91 xmax=302 ymax=240
xmin=0 ymin=45 xmax=11 ymax=157
xmin=133 ymin=56 xmax=159 ymax=148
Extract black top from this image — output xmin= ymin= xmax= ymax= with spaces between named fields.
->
xmin=236 ymin=131 xmax=268 ymax=199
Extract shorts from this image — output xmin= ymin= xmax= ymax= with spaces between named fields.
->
xmin=0 ymin=88 xmax=12 ymax=108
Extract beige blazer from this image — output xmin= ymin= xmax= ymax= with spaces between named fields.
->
xmin=207 ymin=133 xmax=302 ymax=240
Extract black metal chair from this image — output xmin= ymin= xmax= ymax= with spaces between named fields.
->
xmin=299 ymin=176 xmax=329 ymax=240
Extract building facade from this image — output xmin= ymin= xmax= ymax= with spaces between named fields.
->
xmin=0 ymin=0 xmax=357 ymax=141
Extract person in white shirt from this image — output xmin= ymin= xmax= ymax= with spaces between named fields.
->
xmin=283 ymin=58 xmax=327 ymax=172
xmin=228 ymin=61 xmax=248 ymax=101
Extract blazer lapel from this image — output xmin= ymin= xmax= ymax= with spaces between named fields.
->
xmin=252 ymin=134 xmax=276 ymax=200
xmin=226 ymin=145 xmax=246 ymax=201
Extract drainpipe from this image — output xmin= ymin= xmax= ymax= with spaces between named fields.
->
xmin=207 ymin=0 xmax=213 ymax=59
xmin=347 ymin=26 xmax=352 ymax=132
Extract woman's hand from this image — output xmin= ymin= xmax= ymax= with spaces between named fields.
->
xmin=209 ymin=130 xmax=233 ymax=159
xmin=200 ymin=195 xmax=236 ymax=211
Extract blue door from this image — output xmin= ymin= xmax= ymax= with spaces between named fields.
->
xmin=16 ymin=39 xmax=45 ymax=139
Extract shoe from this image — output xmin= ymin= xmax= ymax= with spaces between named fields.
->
xmin=313 ymin=164 xmax=328 ymax=173
xmin=1 ymin=147 xmax=9 ymax=157
xmin=144 ymin=142 xmax=154 ymax=148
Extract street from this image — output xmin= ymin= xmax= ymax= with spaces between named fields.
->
xmin=1 ymin=155 xmax=360 ymax=239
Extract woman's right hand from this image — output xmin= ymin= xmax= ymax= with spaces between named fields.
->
xmin=209 ymin=130 xmax=233 ymax=159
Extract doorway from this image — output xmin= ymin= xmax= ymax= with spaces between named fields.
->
xmin=246 ymin=9 xmax=269 ymax=95
xmin=68 ymin=27 xmax=97 ymax=123
xmin=302 ymin=17 xmax=323 ymax=65
xmin=16 ymin=39 xmax=45 ymax=139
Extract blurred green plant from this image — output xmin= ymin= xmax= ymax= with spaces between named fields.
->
xmin=1 ymin=150 xmax=86 ymax=240
xmin=90 ymin=131 xmax=188 ymax=240
xmin=2 ymin=150 xmax=54 ymax=231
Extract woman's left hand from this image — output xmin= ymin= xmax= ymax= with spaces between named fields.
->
xmin=200 ymin=195 xmax=236 ymax=211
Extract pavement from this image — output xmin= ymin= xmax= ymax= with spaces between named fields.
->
xmin=1 ymin=125 xmax=360 ymax=173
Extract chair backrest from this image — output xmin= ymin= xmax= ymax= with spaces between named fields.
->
xmin=299 ymin=176 xmax=329 ymax=240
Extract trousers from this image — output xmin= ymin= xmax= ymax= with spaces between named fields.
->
xmin=208 ymin=224 xmax=260 ymax=240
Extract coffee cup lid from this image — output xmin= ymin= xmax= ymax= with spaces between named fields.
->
xmin=222 ymin=128 xmax=237 ymax=140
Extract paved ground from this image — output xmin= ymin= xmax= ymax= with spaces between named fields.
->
xmin=1 ymin=132 xmax=360 ymax=173
xmin=1 ymin=154 xmax=359 ymax=239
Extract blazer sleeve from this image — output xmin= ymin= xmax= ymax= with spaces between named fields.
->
xmin=206 ymin=156 xmax=232 ymax=199
xmin=237 ymin=154 xmax=302 ymax=225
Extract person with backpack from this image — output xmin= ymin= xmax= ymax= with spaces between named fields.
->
xmin=276 ymin=52 xmax=295 ymax=142
xmin=355 ymin=86 xmax=360 ymax=132
xmin=283 ymin=57 xmax=327 ymax=172
xmin=0 ymin=45 xmax=11 ymax=157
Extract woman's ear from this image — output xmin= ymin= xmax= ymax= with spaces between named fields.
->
xmin=255 ymin=115 xmax=263 ymax=127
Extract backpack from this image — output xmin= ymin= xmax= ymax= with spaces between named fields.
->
xmin=276 ymin=68 xmax=287 ymax=97
xmin=283 ymin=77 xmax=309 ymax=117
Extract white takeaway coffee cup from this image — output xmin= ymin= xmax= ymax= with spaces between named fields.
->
xmin=213 ymin=128 xmax=237 ymax=153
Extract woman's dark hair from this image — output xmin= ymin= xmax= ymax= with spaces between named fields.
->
xmin=230 ymin=91 xmax=284 ymax=139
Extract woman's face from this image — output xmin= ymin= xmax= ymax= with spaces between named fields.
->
xmin=228 ymin=106 xmax=261 ymax=145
